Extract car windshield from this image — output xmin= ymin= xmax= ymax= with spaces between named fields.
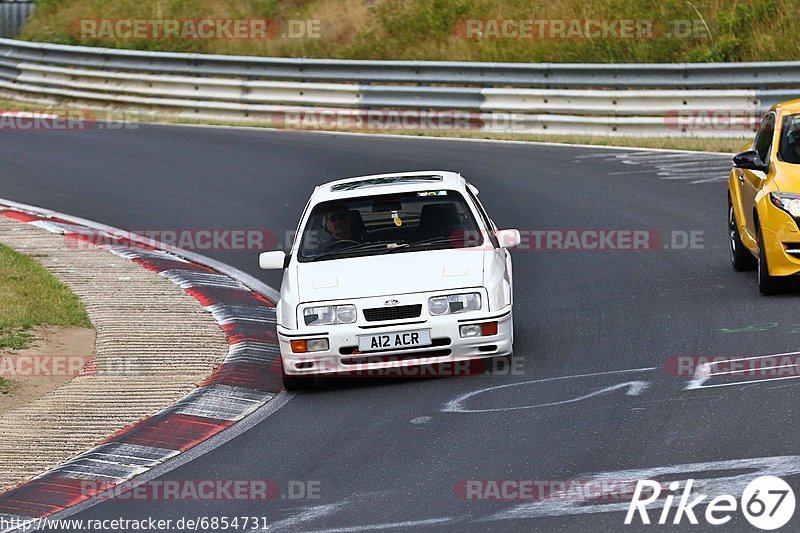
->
xmin=779 ymin=113 xmax=800 ymax=164
xmin=297 ymin=190 xmax=483 ymax=262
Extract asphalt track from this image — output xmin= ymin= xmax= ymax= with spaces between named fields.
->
xmin=2 ymin=125 xmax=800 ymax=532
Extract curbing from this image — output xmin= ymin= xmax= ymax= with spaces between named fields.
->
xmin=0 ymin=199 xmax=283 ymax=532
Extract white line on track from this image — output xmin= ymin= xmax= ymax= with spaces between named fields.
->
xmin=575 ymin=150 xmax=732 ymax=184
xmin=442 ymin=367 xmax=655 ymax=413
xmin=685 ymin=350 xmax=800 ymax=390
xmin=294 ymin=518 xmax=456 ymax=532
xmin=479 ymin=455 xmax=800 ymax=522
xmin=249 ymin=502 xmax=348 ymax=532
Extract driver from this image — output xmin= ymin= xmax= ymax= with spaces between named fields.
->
xmin=321 ymin=204 xmax=364 ymax=245
xmin=786 ymin=125 xmax=800 ymax=164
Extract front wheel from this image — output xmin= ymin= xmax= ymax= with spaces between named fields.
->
xmin=757 ymin=223 xmax=787 ymax=295
xmin=729 ymin=202 xmax=756 ymax=271
xmin=282 ymin=363 xmax=314 ymax=390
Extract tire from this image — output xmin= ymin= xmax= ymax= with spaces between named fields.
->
xmin=480 ymin=353 xmax=513 ymax=376
xmin=728 ymin=202 xmax=756 ymax=271
xmin=282 ymin=364 xmax=314 ymax=390
xmin=757 ymin=222 xmax=787 ymax=295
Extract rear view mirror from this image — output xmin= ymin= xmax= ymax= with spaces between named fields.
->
xmin=497 ymin=229 xmax=521 ymax=249
xmin=372 ymin=200 xmax=403 ymax=213
xmin=259 ymin=251 xmax=287 ymax=269
xmin=733 ymin=150 xmax=768 ymax=173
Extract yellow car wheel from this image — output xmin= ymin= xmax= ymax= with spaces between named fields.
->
xmin=729 ymin=202 xmax=756 ymax=271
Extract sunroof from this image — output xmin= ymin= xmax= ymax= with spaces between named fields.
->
xmin=331 ymin=175 xmax=443 ymax=192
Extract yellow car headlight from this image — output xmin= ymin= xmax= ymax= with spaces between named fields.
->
xmin=770 ymin=193 xmax=800 ymax=219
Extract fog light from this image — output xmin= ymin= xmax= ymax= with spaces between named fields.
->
xmin=306 ymin=338 xmax=330 ymax=352
xmin=460 ymin=325 xmax=482 ymax=338
xmin=291 ymin=338 xmax=329 ymax=353
xmin=460 ymin=322 xmax=498 ymax=338
xmin=481 ymin=322 xmax=498 ymax=336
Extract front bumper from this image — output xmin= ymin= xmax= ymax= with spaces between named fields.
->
xmin=277 ymin=309 xmax=513 ymax=376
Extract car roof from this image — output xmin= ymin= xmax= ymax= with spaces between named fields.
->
xmin=310 ymin=171 xmax=470 ymax=202
xmin=771 ymin=99 xmax=800 ymax=115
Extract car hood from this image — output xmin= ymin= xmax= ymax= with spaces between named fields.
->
xmin=773 ymin=162 xmax=800 ymax=193
xmin=295 ymin=248 xmax=486 ymax=302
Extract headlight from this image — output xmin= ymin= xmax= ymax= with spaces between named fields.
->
xmin=303 ymin=304 xmax=357 ymax=326
xmin=335 ymin=305 xmax=357 ymax=324
xmin=770 ymin=193 xmax=800 ymax=219
xmin=428 ymin=293 xmax=481 ymax=315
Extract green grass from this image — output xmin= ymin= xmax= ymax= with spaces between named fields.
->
xmin=17 ymin=0 xmax=800 ymax=62
xmin=0 ymin=330 xmax=35 ymax=350
xmin=0 ymin=242 xmax=92 ymax=350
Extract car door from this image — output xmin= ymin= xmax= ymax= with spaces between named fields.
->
xmin=466 ymin=188 xmax=513 ymax=306
xmin=740 ymin=113 xmax=776 ymax=240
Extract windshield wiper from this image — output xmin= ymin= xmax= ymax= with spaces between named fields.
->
xmin=387 ymin=235 xmax=473 ymax=252
xmin=307 ymin=240 xmax=403 ymax=261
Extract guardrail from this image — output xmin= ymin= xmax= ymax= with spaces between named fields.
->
xmin=0 ymin=1 xmax=33 ymax=38
xmin=1 ymin=37 xmax=799 ymax=137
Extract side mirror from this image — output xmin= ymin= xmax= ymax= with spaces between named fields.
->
xmin=733 ymin=150 xmax=768 ymax=172
xmin=259 ymin=251 xmax=287 ymax=270
xmin=496 ymin=229 xmax=521 ymax=249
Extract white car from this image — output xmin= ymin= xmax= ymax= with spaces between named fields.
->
xmin=259 ymin=171 xmax=520 ymax=389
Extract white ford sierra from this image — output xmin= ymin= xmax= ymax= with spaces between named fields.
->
xmin=259 ymin=171 xmax=520 ymax=389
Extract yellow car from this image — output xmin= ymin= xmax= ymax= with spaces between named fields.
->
xmin=729 ymin=99 xmax=800 ymax=294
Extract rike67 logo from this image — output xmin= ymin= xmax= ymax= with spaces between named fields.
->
xmin=626 ymin=476 xmax=795 ymax=530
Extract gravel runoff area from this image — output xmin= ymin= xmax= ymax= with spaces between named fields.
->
xmin=0 ymin=216 xmax=229 ymax=491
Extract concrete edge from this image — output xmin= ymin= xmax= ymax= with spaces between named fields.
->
xmin=144 ymin=121 xmax=738 ymax=156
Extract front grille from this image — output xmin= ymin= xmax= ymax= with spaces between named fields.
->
xmin=363 ymin=304 xmax=422 ymax=322
xmin=784 ymin=243 xmax=800 ymax=254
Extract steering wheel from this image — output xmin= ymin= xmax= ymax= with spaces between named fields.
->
xmin=328 ymin=239 xmax=360 ymax=250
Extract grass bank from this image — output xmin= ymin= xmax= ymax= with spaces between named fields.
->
xmin=0 ymin=242 xmax=92 ymax=352
xmin=20 ymin=0 xmax=800 ymax=63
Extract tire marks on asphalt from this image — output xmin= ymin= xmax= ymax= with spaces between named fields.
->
xmin=574 ymin=151 xmax=734 ymax=184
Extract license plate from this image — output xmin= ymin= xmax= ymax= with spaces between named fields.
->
xmin=357 ymin=329 xmax=432 ymax=352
